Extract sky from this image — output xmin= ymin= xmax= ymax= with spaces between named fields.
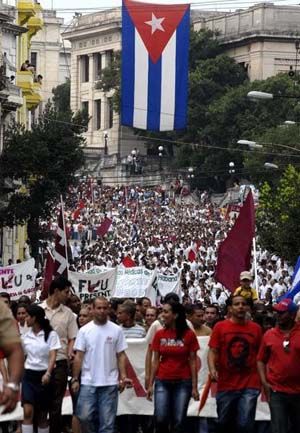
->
xmin=40 ymin=0 xmax=300 ymax=22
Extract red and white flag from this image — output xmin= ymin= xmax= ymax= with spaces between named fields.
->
xmin=53 ymin=204 xmax=69 ymax=278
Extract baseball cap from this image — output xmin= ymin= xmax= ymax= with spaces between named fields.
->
xmin=273 ymin=298 xmax=298 ymax=313
xmin=240 ymin=271 xmax=252 ymax=281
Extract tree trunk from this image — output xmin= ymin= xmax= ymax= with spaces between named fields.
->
xmin=27 ymin=216 xmax=40 ymax=266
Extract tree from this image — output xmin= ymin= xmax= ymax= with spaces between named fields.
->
xmin=257 ymin=165 xmax=300 ymax=264
xmin=0 ymin=103 xmax=88 ymax=258
xmin=95 ymin=51 xmax=120 ymax=112
xmin=52 ymin=78 xmax=71 ymax=114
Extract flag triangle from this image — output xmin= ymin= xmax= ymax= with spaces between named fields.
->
xmin=124 ymin=0 xmax=189 ymax=63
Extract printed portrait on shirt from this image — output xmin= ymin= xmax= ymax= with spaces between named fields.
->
xmin=227 ymin=336 xmax=250 ymax=369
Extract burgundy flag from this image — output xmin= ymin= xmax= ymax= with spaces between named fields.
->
xmin=97 ymin=217 xmax=112 ymax=237
xmin=53 ymin=204 xmax=68 ymax=278
xmin=42 ymin=249 xmax=55 ymax=297
xmin=215 ymin=191 xmax=255 ymax=291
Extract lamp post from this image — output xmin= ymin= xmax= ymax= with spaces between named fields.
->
xmin=228 ymin=161 xmax=235 ymax=174
xmin=131 ymin=149 xmax=137 ymax=174
xmin=264 ymin=162 xmax=279 ymax=169
xmin=103 ymin=131 xmax=108 ymax=156
xmin=158 ymin=145 xmax=164 ymax=171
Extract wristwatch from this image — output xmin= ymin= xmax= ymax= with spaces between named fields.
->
xmin=5 ymin=382 xmax=19 ymax=392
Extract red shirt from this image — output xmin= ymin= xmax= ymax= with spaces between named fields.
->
xmin=257 ymin=324 xmax=300 ymax=394
xmin=209 ymin=319 xmax=262 ymax=392
xmin=151 ymin=328 xmax=199 ymax=380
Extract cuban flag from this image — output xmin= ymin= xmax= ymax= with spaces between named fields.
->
xmin=283 ymin=256 xmax=300 ymax=301
xmin=121 ymin=0 xmax=190 ymax=131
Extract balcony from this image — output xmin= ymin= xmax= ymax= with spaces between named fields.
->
xmin=27 ymin=3 xmax=43 ymax=38
xmin=4 ymin=83 xmax=24 ymax=111
xmin=16 ymin=71 xmax=42 ymax=110
xmin=17 ymin=0 xmax=35 ymax=26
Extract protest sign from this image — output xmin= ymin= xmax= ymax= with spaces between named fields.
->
xmin=69 ymin=268 xmax=116 ymax=301
xmin=0 ymin=259 xmax=36 ymax=300
xmin=113 ymin=266 xmax=156 ymax=298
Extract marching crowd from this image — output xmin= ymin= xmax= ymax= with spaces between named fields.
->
xmin=0 ymin=180 xmax=299 ymax=433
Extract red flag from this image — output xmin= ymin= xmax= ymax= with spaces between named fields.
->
xmin=53 ymin=204 xmax=68 ymax=278
xmin=122 ymin=256 xmax=136 ymax=268
xmin=188 ymin=249 xmax=196 ymax=262
xmin=97 ymin=217 xmax=112 ymax=237
xmin=215 ymin=191 xmax=255 ymax=291
xmin=42 ymin=249 xmax=55 ymax=296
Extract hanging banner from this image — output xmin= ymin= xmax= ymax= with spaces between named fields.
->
xmin=113 ymin=266 xmax=156 ymax=298
xmin=69 ymin=268 xmax=117 ymax=301
xmin=0 ymin=259 xmax=36 ymax=300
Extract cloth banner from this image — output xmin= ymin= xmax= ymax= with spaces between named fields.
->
xmin=1 ymin=337 xmax=270 ymax=422
xmin=113 ymin=266 xmax=156 ymax=298
xmin=157 ymin=272 xmax=181 ymax=297
xmin=69 ymin=268 xmax=116 ymax=302
xmin=0 ymin=259 xmax=36 ymax=300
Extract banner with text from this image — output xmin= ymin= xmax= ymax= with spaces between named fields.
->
xmin=113 ymin=267 xmax=157 ymax=299
xmin=69 ymin=268 xmax=116 ymax=301
xmin=0 ymin=259 xmax=36 ymax=300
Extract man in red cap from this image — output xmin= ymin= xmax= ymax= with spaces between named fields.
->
xmin=257 ymin=298 xmax=300 ymax=433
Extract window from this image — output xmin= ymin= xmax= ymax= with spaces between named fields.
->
xmin=107 ymin=97 xmax=113 ymax=129
xmin=94 ymin=53 xmax=102 ymax=80
xmin=30 ymin=52 xmax=37 ymax=69
xmin=81 ymin=101 xmax=89 ymax=115
xmin=94 ymin=99 xmax=101 ymax=130
xmin=81 ymin=55 xmax=89 ymax=82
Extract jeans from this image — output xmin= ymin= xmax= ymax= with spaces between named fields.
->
xmin=49 ymin=360 xmax=68 ymax=433
xmin=270 ymin=390 xmax=300 ymax=433
xmin=76 ymin=384 xmax=118 ymax=433
xmin=216 ymin=388 xmax=259 ymax=433
xmin=154 ymin=378 xmax=192 ymax=433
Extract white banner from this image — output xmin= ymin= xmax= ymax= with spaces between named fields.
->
xmin=69 ymin=268 xmax=116 ymax=301
xmin=113 ymin=267 xmax=156 ymax=299
xmin=157 ymin=272 xmax=181 ymax=298
xmin=0 ymin=259 xmax=36 ymax=301
xmin=0 ymin=337 xmax=270 ymax=422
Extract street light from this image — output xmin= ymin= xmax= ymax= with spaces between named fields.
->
xmin=228 ymin=161 xmax=235 ymax=174
xmin=237 ymin=139 xmax=263 ymax=149
xmin=264 ymin=162 xmax=279 ymax=169
xmin=237 ymin=139 xmax=300 ymax=154
xmin=187 ymin=167 xmax=194 ymax=179
xmin=103 ymin=131 xmax=108 ymax=155
xmin=247 ymin=91 xmax=274 ymax=100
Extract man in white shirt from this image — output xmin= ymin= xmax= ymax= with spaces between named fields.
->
xmin=71 ymin=297 xmax=131 ymax=433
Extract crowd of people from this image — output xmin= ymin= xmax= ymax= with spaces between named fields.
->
xmin=0 ymin=180 xmax=298 ymax=433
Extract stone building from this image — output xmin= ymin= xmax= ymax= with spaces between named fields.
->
xmin=194 ymin=3 xmax=300 ymax=81
xmin=63 ymin=8 xmax=147 ymax=166
xmin=30 ymin=9 xmax=71 ymax=115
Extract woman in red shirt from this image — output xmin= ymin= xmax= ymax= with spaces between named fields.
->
xmin=146 ymin=301 xmax=199 ymax=433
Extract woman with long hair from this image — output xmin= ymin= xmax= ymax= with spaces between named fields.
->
xmin=21 ymin=305 xmax=61 ymax=433
xmin=146 ymin=301 xmax=200 ymax=433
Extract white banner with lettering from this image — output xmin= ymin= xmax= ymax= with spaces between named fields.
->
xmin=3 ymin=337 xmax=270 ymax=422
xmin=113 ymin=267 xmax=157 ymax=299
xmin=0 ymin=259 xmax=36 ymax=300
xmin=68 ymin=268 xmax=116 ymax=301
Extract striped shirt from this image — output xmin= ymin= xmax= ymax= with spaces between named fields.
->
xmin=121 ymin=324 xmax=146 ymax=339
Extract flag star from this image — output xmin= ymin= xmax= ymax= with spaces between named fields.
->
xmin=145 ymin=13 xmax=165 ymax=35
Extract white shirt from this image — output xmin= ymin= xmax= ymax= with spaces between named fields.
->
xmin=74 ymin=320 xmax=127 ymax=387
xmin=22 ymin=329 xmax=61 ymax=371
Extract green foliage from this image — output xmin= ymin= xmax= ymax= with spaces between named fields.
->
xmin=95 ymin=51 xmax=120 ymax=112
xmin=52 ymin=78 xmax=71 ymax=114
xmin=0 ymin=103 xmax=87 ymax=255
xmin=257 ymin=165 xmax=300 ymax=264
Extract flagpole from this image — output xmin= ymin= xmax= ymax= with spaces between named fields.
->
xmin=252 ymin=237 xmax=259 ymax=295
xmin=60 ymin=195 xmax=69 ymax=276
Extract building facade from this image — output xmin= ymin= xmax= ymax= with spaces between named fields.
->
xmin=0 ymin=0 xmax=44 ymax=265
xmin=194 ymin=3 xmax=300 ymax=81
xmin=63 ymin=8 xmax=147 ymax=164
xmin=30 ymin=9 xmax=71 ymax=113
